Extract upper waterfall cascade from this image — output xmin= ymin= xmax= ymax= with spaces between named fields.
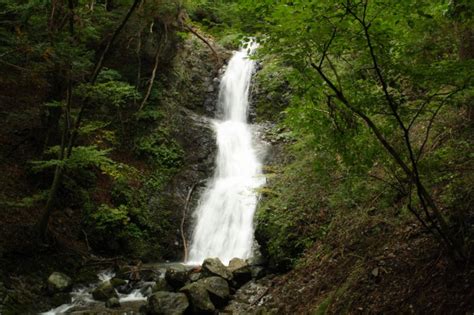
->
xmin=187 ymin=41 xmax=265 ymax=265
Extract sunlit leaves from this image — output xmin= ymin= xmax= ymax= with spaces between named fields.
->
xmin=31 ymin=145 xmax=133 ymax=179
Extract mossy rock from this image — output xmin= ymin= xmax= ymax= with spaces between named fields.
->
xmin=92 ymin=281 xmax=119 ymax=301
xmin=201 ymin=258 xmax=232 ymax=281
xmin=47 ymin=272 xmax=72 ymax=293
xmin=147 ymin=291 xmax=189 ymax=315
xmin=179 ymin=282 xmax=215 ymax=314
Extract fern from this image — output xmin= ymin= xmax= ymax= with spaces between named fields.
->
xmin=31 ymin=145 xmax=135 ymax=179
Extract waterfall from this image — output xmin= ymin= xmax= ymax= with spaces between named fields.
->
xmin=187 ymin=41 xmax=265 ymax=265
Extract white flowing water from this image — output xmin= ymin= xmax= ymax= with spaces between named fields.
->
xmin=40 ymin=270 xmax=147 ymax=314
xmin=187 ymin=41 xmax=265 ymax=265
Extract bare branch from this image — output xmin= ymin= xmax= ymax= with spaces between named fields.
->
xmin=310 ymin=61 xmax=413 ymax=177
xmin=318 ymin=27 xmax=337 ymax=68
xmin=184 ymin=24 xmax=221 ymax=67
xmin=139 ymin=25 xmax=168 ymax=111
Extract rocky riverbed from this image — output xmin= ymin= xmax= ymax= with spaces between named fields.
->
xmin=41 ymin=257 xmax=275 ymax=315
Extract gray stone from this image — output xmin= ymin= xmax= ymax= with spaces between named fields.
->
xmin=147 ymin=291 xmax=189 ymax=315
xmin=371 ymin=267 xmax=379 ymax=277
xmin=228 ymin=258 xmax=248 ymax=271
xmin=47 ymin=272 xmax=72 ymax=292
xmin=180 ymin=282 xmax=215 ymax=313
xmin=201 ymin=258 xmax=232 ymax=280
xmin=200 ymin=276 xmax=230 ymax=307
xmin=92 ymin=281 xmax=119 ymax=301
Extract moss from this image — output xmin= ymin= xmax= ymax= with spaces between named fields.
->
xmin=313 ymin=296 xmax=332 ymax=315
xmin=255 ymin=130 xmax=401 ymax=271
xmin=252 ymin=58 xmax=292 ymax=123
xmin=256 ymin=140 xmax=330 ymax=270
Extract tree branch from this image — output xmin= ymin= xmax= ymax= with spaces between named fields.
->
xmin=139 ymin=23 xmax=168 ymax=110
xmin=184 ymin=24 xmax=221 ymax=67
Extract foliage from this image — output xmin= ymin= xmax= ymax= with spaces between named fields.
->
xmin=186 ymin=0 xmax=246 ymax=48
xmin=242 ymin=0 xmax=473 ymax=260
xmin=31 ymin=145 xmax=131 ymax=179
xmin=252 ymin=58 xmax=291 ymax=122
xmin=90 ymin=204 xmax=131 ymax=232
xmin=134 ymin=128 xmax=184 ymax=168
xmin=76 ymin=71 xmax=140 ymax=110
xmin=256 ymin=133 xmax=400 ymax=270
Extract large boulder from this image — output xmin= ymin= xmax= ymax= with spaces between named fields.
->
xmin=165 ymin=265 xmax=189 ymax=289
xmin=152 ymin=278 xmax=173 ymax=292
xmin=228 ymin=258 xmax=252 ymax=287
xmin=147 ymin=291 xmax=189 ymax=315
xmin=200 ymin=276 xmax=230 ymax=307
xmin=228 ymin=258 xmax=247 ymax=271
xmin=47 ymin=272 xmax=72 ymax=293
xmin=92 ymin=281 xmax=119 ymax=301
xmin=179 ymin=282 xmax=215 ymax=313
xmin=201 ymin=258 xmax=232 ymax=281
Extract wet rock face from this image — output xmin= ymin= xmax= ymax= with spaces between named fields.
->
xmin=159 ymin=109 xmax=217 ymax=261
xmin=199 ymin=276 xmax=230 ymax=307
xmin=147 ymin=291 xmax=189 ymax=315
xmin=138 ymin=38 xmax=228 ymax=262
xmin=201 ymin=258 xmax=233 ymax=280
xmin=47 ymin=272 xmax=72 ymax=293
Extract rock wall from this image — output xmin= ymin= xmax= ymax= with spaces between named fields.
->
xmin=150 ymin=37 xmax=230 ymax=260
